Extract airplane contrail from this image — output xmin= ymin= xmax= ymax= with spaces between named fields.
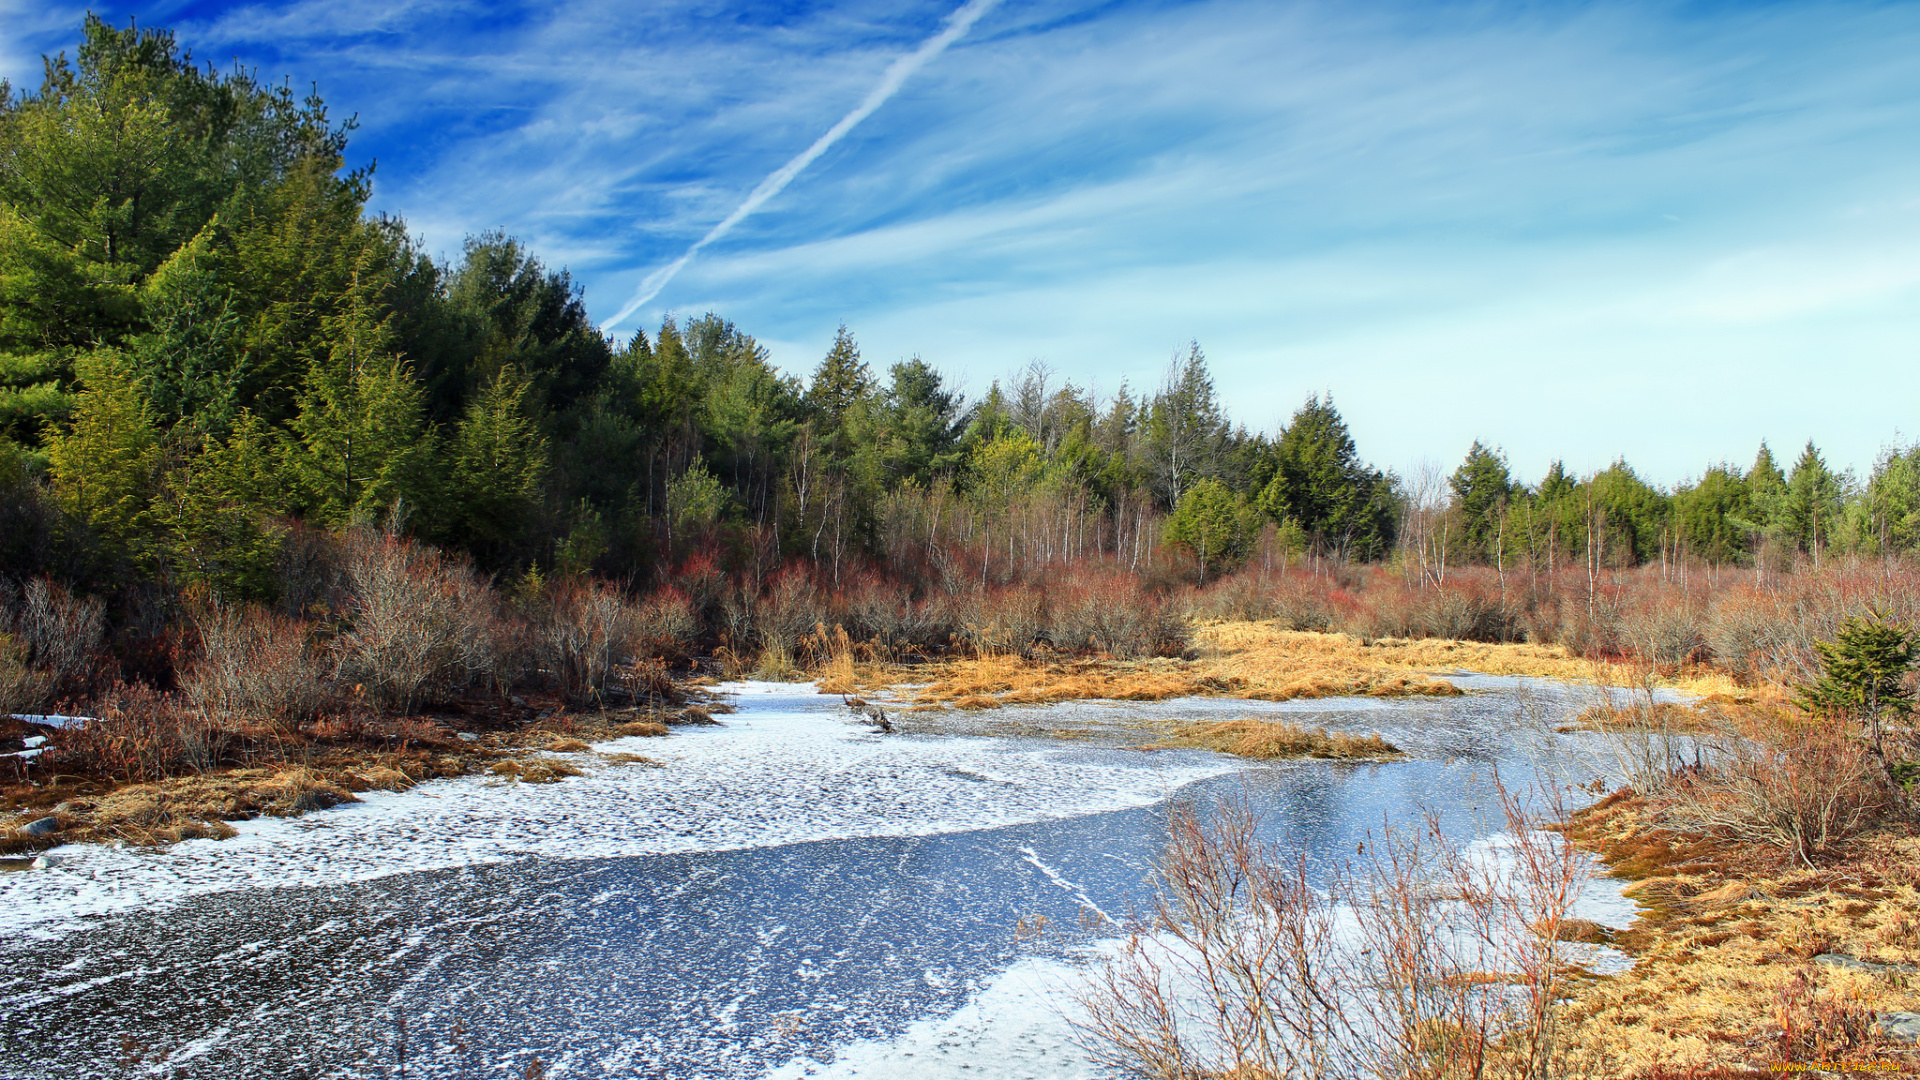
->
xmin=601 ymin=0 xmax=1004 ymax=331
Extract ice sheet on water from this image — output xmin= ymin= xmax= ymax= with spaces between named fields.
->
xmin=763 ymin=954 xmax=1100 ymax=1080
xmin=1 ymin=682 xmax=1236 ymax=939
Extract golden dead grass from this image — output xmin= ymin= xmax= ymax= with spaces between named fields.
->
xmin=1556 ymin=701 xmax=1722 ymax=734
xmin=884 ymin=623 xmax=1478 ymax=709
xmin=819 ymin=621 xmax=1750 ymax=712
xmin=13 ymin=763 xmax=436 ymax=848
xmin=1559 ymin=793 xmax=1920 ymax=1075
xmin=2 ymin=702 xmax=696 ymax=851
xmin=1152 ymin=717 xmax=1404 ymax=760
xmin=488 ymin=758 xmax=585 ymax=784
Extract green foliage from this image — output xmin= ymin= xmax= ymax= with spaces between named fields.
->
xmin=46 ymin=348 xmax=160 ymax=560
xmin=1449 ymin=440 xmax=1515 ymax=561
xmin=1673 ymin=464 xmax=1750 ymax=565
xmin=283 ymin=285 xmax=432 ymax=526
xmin=1781 ymin=441 xmax=1846 ymax=555
xmin=444 ymin=365 xmax=547 ymax=561
xmin=665 ymin=457 xmax=730 ymax=547
xmin=1798 ymin=611 xmax=1915 ymax=724
xmin=1256 ymin=395 xmax=1395 ymax=560
xmin=155 ymin=410 xmax=285 ymax=600
xmin=1166 ymin=477 xmax=1260 ymax=582
xmin=1144 ymin=342 xmax=1225 ymax=508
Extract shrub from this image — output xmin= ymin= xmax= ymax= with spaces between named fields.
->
xmin=634 ymin=588 xmax=700 ymax=659
xmin=0 ymin=631 xmax=50 ymax=713
xmin=524 ymin=578 xmax=649 ymax=705
xmin=53 ymin=684 xmax=224 ymax=782
xmin=9 ymin=578 xmax=106 ymax=698
xmin=335 ymin=531 xmax=505 ymax=713
xmin=1670 ymin=723 xmax=1890 ymax=867
xmin=182 ymin=602 xmax=333 ymax=728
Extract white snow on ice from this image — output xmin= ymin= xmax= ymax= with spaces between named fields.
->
xmin=2 ymin=682 xmax=1235 ymax=939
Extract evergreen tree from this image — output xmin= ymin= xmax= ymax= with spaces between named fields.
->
xmin=1863 ymin=446 xmax=1920 ymax=554
xmin=1798 ymin=610 xmax=1914 ymax=791
xmin=1673 ymin=465 xmax=1750 ymax=566
xmin=444 ymin=365 xmax=548 ymax=562
xmin=284 ymin=282 xmax=431 ymax=526
xmin=1782 ymin=440 xmax=1846 ymax=557
xmin=1448 ymin=440 xmax=1515 ymax=562
xmin=46 ymin=348 xmax=160 ymax=561
xmin=155 ymin=410 xmax=285 ymax=600
xmin=803 ymin=324 xmax=874 ymax=439
xmin=1165 ymin=477 xmax=1259 ymax=583
xmin=880 ymin=356 xmax=968 ymax=485
xmin=1256 ymin=395 xmax=1395 ymax=559
xmin=1143 ymin=342 xmax=1224 ymax=508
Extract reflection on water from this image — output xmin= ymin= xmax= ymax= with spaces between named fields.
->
xmin=0 ymin=677 xmax=1625 ymax=1079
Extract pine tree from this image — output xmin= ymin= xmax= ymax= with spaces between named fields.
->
xmin=1782 ymin=440 xmax=1845 ymax=560
xmin=804 ymin=324 xmax=874 ymax=438
xmin=284 ymin=280 xmax=431 ymax=527
xmin=1144 ymin=342 xmax=1224 ymax=508
xmin=1165 ymin=477 xmax=1259 ymax=583
xmin=1449 ymin=440 xmax=1515 ymax=562
xmin=156 ymin=410 xmax=285 ymax=599
xmin=46 ymin=348 xmax=160 ymax=561
xmin=1799 ymin=609 xmax=1914 ymax=791
xmin=1257 ymin=395 xmax=1395 ymax=559
xmin=445 ymin=365 xmax=547 ymax=560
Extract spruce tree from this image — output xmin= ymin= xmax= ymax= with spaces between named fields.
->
xmin=284 ymin=280 xmax=431 ymax=527
xmin=445 ymin=365 xmax=548 ymax=561
xmin=46 ymin=348 xmax=160 ymax=562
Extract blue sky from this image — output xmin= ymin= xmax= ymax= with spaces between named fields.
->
xmin=6 ymin=0 xmax=1920 ymax=487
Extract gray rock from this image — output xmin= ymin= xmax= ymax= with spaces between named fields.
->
xmin=20 ymin=816 xmax=58 ymax=837
xmin=1877 ymin=1012 xmax=1920 ymax=1043
xmin=456 ymin=732 xmax=479 ymax=742
xmin=30 ymin=854 xmax=59 ymax=869
xmin=1814 ymin=952 xmax=1919 ymax=976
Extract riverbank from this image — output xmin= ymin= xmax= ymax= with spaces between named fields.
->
xmin=1561 ymin=790 xmax=1920 ymax=1075
xmin=2 ymin=693 xmax=716 ymax=856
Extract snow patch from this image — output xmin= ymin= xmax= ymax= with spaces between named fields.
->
xmin=2 ymin=682 xmax=1233 ymax=938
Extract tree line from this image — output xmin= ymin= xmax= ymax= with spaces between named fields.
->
xmin=0 ymin=17 xmax=1912 ymax=614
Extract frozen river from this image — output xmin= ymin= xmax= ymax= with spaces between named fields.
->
xmin=0 ymin=677 xmax=1636 ymax=1079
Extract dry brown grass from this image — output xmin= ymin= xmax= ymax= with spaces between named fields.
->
xmin=1153 ymin=717 xmax=1404 ymax=760
xmin=5 ymin=762 xmax=435 ymax=848
xmin=1560 ymin=793 xmax=1920 ymax=1076
xmin=884 ymin=623 xmax=1476 ymax=709
xmin=814 ymin=620 xmax=1748 ymax=711
xmin=488 ymin=758 xmax=585 ymax=784
xmin=1559 ymin=701 xmax=1720 ymax=733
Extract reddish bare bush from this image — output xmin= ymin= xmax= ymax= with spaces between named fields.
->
xmin=335 ymin=531 xmax=507 ymax=713
xmin=0 ymin=630 xmax=50 ymax=712
xmin=523 ymin=579 xmax=642 ymax=705
xmin=634 ymin=588 xmax=700 ymax=659
xmin=53 ymin=684 xmax=226 ymax=781
xmin=183 ymin=603 xmax=333 ymax=728
xmin=752 ymin=566 xmax=826 ymax=659
xmin=1077 ymin=780 xmax=1591 ymax=1080
xmin=1670 ymin=722 xmax=1890 ymax=867
xmin=1053 ymin=569 xmax=1188 ymax=658
xmin=7 ymin=578 xmax=106 ymax=699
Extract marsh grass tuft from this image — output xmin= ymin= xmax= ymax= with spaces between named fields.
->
xmin=488 ymin=758 xmax=584 ymax=784
xmin=1155 ymin=717 xmax=1403 ymax=760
